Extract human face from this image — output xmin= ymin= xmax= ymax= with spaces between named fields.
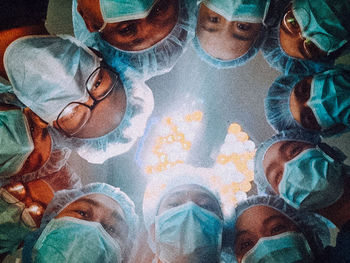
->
xmin=53 ymin=67 xmax=127 ymax=138
xmin=279 ymin=6 xmax=327 ymax=60
xmin=196 ymin=4 xmax=261 ymax=60
xmin=99 ymin=0 xmax=179 ymax=51
xmin=234 ymin=205 xmax=300 ymax=263
xmin=0 ymin=106 xmax=52 ymax=176
xmin=262 ymin=141 xmax=314 ymax=193
xmin=56 ymin=193 xmax=129 ymax=255
xmin=289 ymin=76 xmax=322 ymax=131
xmin=157 ymin=184 xmax=223 ymax=219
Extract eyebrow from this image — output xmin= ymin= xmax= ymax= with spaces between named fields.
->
xmin=111 ymin=210 xmax=126 ymax=224
xmin=262 ymin=214 xmax=288 ymax=226
xmin=235 ymin=230 xmax=249 ymax=241
xmin=73 ymin=198 xmax=100 ymax=207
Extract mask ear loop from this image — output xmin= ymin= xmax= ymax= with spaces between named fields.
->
xmin=98 ymin=22 xmax=107 ymax=33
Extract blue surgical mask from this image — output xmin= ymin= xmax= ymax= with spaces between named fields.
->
xmin=0 ymin=109 xmax=34 ymax=177
xmin=155 ymin=202 xmax=223 ymax=263
xmin=307 ymin=69 xmax=350 ymax=129
xmin=0 ymin=189 xmax=34 ymax=254
xmin=279 ymin=148 xmax=344 ymax=210
xmin=33 ymin=217 xmax=122 ymax=263
xmin=100 ymin=0 xmax=156 ymax=23
xmin=200 ymin=0 xmax=270 ymax=23
xmin=292 ymin=0 xmax=349 ymax=53
xmin=241 ymin=231 xmax=313 ymax=263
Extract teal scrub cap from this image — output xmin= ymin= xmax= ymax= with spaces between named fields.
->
xmin=292 ymin=0 xmax=350 ymax=54
xmin=100 ymin=0 xmax=156 ymax=23
xmin=41 ymin=183 xmax=139 ymax=242
xmin=0 ymin=109 xmax=34 ymax=178
xmin=72 ymin=0 xmax=197 ymax=80
xmin=200 ymin=0 xmax=271 ymax=23
xmin=228 ymin=195 xmax=330 ymax=262
xmin=254 ymin=129 xmax=321 ymax=195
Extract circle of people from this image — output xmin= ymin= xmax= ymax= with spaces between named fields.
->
xmin=0 ymin=0 xmax=349 ymax=262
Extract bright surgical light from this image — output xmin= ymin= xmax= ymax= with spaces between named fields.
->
xmin=143 ymin=110 xmax=203 ymax=176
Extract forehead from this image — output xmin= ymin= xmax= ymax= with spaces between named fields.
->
xmin=236 ymin=205 xmax=292 ymax=230
xmin=161 ymin=184 xmax=217 ymax=202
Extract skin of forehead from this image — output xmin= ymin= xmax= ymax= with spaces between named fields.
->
xmin=196 ymin=4 xmax=261 ymax=60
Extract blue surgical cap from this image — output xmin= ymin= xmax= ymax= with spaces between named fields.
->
xmin=72 ymin=0 xmax=197 ymax=81
xmin=261 ymin=14 xmax=334 ymax=75
xmin=265 ymin=74 xmax=305 ymax=132
xmin=40 ymin=183 xmax=139 ymax=242
xmin=47 ymin=76 xmax=154 ymax=164
xmin=228 ymin=195 xmax=330 ymax=262
xmin=254 ymin=129 xmax=321 ymax=195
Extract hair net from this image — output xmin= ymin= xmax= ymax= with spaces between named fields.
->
xmin=72 ymin=0 xmax=197 ymax=81
xmin=40 ymin=183 xmax=139 ymax=242
xmin=261 ymin=15 xmax=334 ymax=75
xmin=4 ymin=35 xmax=102 ymax=124
xmin=192 ymin=27 xmax=266 ymax=69
xmin=265 ymin=74 xmax=305 ymax=132
xmin=254 ymin=129 xmax=321 ymax=195
xmin=47 ymin=76 xmax=154 ymax=164
xmin=228 ymin=195 xmax=330 ymax=262
xmin=142 ymin=165 xmax=222 ymax=251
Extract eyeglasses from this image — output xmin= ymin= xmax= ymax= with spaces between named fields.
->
xmin=282 ymin=10 xmax=321 ymax=59
xmin=1 ymin=183 xmax=46 ymax=228
xmin=56 ymin=66 xmax=120 ymax=137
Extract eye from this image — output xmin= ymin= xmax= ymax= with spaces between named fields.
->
xmin=271 ymin=224 xmax=287 ymax=235
xmin=118 ymin=23 xmax=137 ymax=36
xmin=167 ymin=202 xmax=180 ymax=208
xmin=236 ymin=23 xmax=251 ymax=31
xmin=209 ymin=16 xmax=219 ymax=23
xmin=76 ymin=210 xmax=89 ymax=218
xmin=240 ymin=240 xmax=254 ymax=252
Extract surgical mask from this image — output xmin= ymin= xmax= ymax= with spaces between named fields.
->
xmin=155 ymin=202 xmax=223 ymax=263
xmin=241 ymin=231 xmax=313 ymax=263
xmin=200 ymin=0 xmax=270 ymax=23
xmin=307 ymin=69 xmax=350 ymax=128
xmin=279 ymin=148 xmax=344 ymax=210
xmin=33 ymin=217 xmax=122 ymax=263
xmin=100 ymin=0 xmax=156 ymax=23
xmin=5 ymin=35 xmax=101 ymax=124
xmin=292 ymin=0 xmax=349 ymax=53
xmin=0 ymin=109 xmax=34 ymax=177
xmin=0 ymin=189 xmax=35 ymax=254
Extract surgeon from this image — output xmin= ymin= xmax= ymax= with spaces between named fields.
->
xmin=138 ymin=165 xmax=224 ymax=263
xmin=72 ymin=0 xmax=197 ymax=80
xmin=228 ymin=195 xmax=330 ymax=263
xmin=0 ymin=165 xmax=81 ymax=259
xmin=265 ymin=66 xmax=350 ymax=137
xmin=193 ymin=0 xmax=270 ymax=68
xmin=0 ymin=104 xmax=72 ymax=182
xmin=21 ymin=183 xmax=138 ymax=263
xmin=4 ymin=35 xmax=154 ymax=164
xmin=261 ymin=0 xmax=350 ymax=75
xmin=254 ymin=129 xmax=350 ymax=229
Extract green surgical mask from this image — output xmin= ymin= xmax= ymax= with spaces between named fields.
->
xmin=307 ymin=68 xmax=350 ymax=129
xmin=0 ymin=190 xmax=34 ymax=254
xmin=0 ymin=109 xmax=34 ymax=177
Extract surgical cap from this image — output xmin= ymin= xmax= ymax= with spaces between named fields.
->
xmin=261 ymin=16 xmax=334 ymax=75
xmin=265 ymin=74 xmax=305 ymax=132
xmin=47 ymin=76 xmax=154 ymax=164
xmin=72 ymin=0 xmax=197 ymax=80
xmin=40 ymin=183 xmax=139 ymax=242
xmin=0 ymin=109 xmax=34 ymax=177
xmin=229 ymin=195 xmax=330 ymax=262
xmin=199 ymin=0 xmax=271 ymax=23
xmin=292 ymin=0 xmax=350 ymax=54
xmin=0 ymin=81 xmax=26 ymax=109
xmin=142 ymin=165 xmax=222 ymax=232
xmin=100 ymin=0 xmax=156 ymax=23
xmin=254 ymin=129 xmax=321 ymax=195
xmin=4 ymin=35 xmax=101 ymax=124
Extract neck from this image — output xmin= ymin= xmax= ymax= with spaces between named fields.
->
xmin=317 ymin=176 xmax=350 ymax=229
xmin=0 ymin=24 xmax=48 ymax=79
